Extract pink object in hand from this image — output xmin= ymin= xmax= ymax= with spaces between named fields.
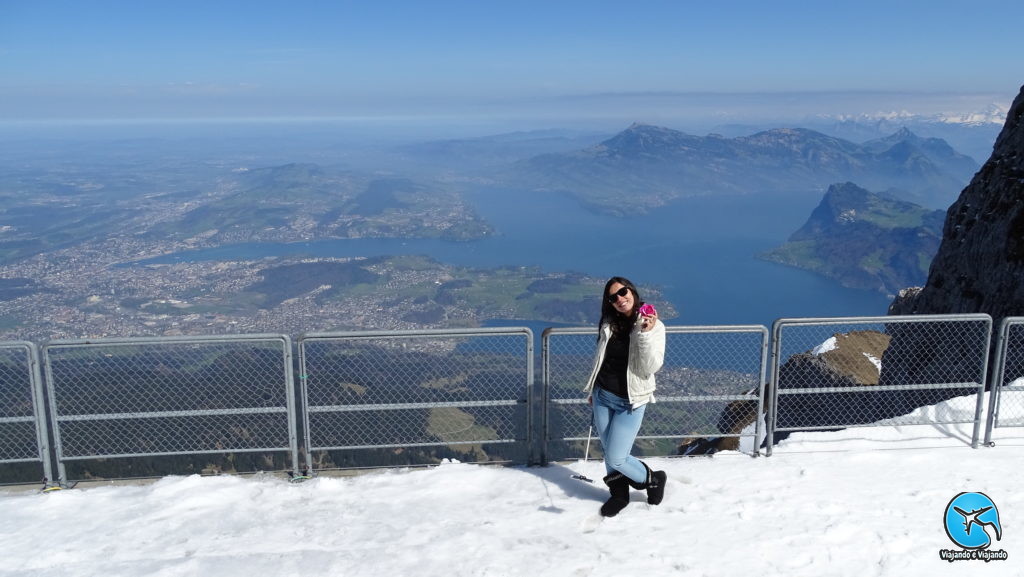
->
xmin=638 ymin=303 xmax=657 ymax=317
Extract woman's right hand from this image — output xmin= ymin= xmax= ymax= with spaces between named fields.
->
xmin=640 ymin=311 xmax=658 ymax=332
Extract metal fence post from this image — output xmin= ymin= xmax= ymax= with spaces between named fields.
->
xmin=0 ymin=341 xmax=53 ymax=485
xmin=985 ymin=317 xmax=1024 ymax=446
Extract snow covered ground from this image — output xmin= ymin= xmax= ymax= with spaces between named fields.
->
xmin=1 ymin=395 xmax=1021 ymax=577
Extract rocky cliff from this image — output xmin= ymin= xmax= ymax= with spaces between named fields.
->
xmin=883 ymin=85 xmax=1024 ymax=399
xmin=889 ymin=85 xmax=1024 ymax=323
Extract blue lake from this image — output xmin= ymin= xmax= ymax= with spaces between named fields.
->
xmin=143 ymin=188 xmax=893 ymax=329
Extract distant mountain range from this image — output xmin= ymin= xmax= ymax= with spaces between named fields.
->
xmin=393 ymin=129 xmax=610 ymax=171
xmin=760 ymin=182 xmax=945 ymax=295
xmin=503 ymin=123 xmax=978 ymax=215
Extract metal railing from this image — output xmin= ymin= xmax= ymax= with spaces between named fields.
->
xmin=0 ymin=341 xmax=52 ymax=483
xmin=984 ymin=317 xmax=1024 ymax=445
xmin=767 ymin=314 xmax=993 ymax=455
xmin=4 ymin=313 xmax=1024 ymax=485
xmin=42 ymin=334 xmax=299 ymax=484
xmin=297 ymin=328 xmax=534 ymax=472
xmin=542 ymin=325 xmax=769 ymax=461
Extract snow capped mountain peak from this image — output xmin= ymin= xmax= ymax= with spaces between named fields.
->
xmin=935 ymin=103 xmax=1010 ymax=125
xmin=821 ymin=103 xmax=1008 ymax=127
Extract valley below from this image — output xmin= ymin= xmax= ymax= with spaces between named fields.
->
xmin=0 ymin=117 xmax=992 ymax=340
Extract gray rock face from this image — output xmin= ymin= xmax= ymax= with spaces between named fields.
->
xmin=890 ymin=85 xmax=1024 ymax=323
xmin=883 ymin=85 xmax=1024 ymax=403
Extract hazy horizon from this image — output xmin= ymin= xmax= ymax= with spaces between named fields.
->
xmin=0 ymin=89 xmax=1010 ymax=157
xmin=2 ymin=1 xmax=1020 ymax=127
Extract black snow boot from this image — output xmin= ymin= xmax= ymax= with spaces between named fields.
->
xmin=627 ymin=461 xmax=667 ymax=505
xmin=600 ymin=472 xmax=631 ymax=517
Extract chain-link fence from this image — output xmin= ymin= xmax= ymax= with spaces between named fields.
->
xmin=297 ymin=328 xmax=534 ymax=472
xmin=543 ymin=325 xmax=769 ymax=461
xmin=0 ymin=341 xmax=52 ymax=484
xmin=984 ymin=317 xmax=1024 ymax=444
xmin=767 ymin=314 xmax=992 ymax=455
xmin=42 ymin=335 xmax=299 ymax=484
xmin=4 ymin=314 xmax=1019 ymax=485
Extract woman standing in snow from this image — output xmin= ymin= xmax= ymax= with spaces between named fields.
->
xmin=583 ymin=276 xmax=667 ymax=517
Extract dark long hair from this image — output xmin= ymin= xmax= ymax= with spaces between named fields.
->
xmin=600 ymin=276 xmax=643 ymax=335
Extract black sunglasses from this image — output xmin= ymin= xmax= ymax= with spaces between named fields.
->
xmin=606 ymin=286 xmax=630 ymax=303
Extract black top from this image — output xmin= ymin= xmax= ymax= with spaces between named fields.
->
xmin=595 ymin=330 xmax=630 ymax=398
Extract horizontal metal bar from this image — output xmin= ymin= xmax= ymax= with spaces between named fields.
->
xmin=60 ymin=446 xmax=293 ymax=461
xmin=560 ymin=432 xmax=753 ymax=442
xmin=549 ymin=398 xmax=588 ymax=405
xmin=0 ymin=341 xmax=35 ymax=350
xmin=773 ymin=313 xmax=992 ymax=328
xmin=774 ymin=419 xmax=976 ymax=433
xmin=0 ymin=457 xmax=44 ymax=465
xmin=309 ymin=438 xmax=517 ymax=451
xmin=550 ymin=393 xmax=759 ymax=405
xmin=45 ymin=333 xmax=290 ymax=348
xmin=309 ymin=400 xmax=520 ymax=413
xmin=57 ymin=406 xmax=288 ymax=422
xmin=636 ymin=434 xmax=740 ymax=441
xmin=777 ymin=382 xmax=980 ymax=395
xmin=544 ymin=325 xmax=768 ymax=336
xmin=300 ymin=327 xmax=533 ymax=341
xmin=0 ymin=416 xmax=36 ymax=424
xmin=655 ymin=394 xmax=762 ymax=403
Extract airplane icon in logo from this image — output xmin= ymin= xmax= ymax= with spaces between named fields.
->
xmin=953 ymin=505 xmax=1003 ymax=541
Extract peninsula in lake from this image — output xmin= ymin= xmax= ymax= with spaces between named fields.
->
xmin=760 ymin=182 xmax=945 ymax=295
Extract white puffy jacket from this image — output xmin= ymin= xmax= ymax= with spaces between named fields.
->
xmin=582 ymin=317 xmax=666 ymax=408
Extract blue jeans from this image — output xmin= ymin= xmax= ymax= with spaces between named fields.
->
xmin=592 ymin=387 xmax=647 ymax=483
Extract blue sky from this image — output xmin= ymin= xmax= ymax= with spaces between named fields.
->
xmin=1 ymin=1 xmax=1021 ymax=124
